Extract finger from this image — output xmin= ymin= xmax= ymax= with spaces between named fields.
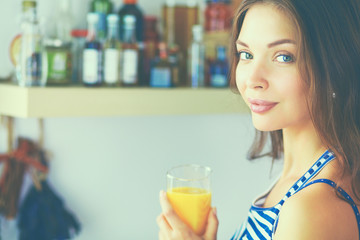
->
xmin=203 ymin=207 xmax=219 ymax=240
xmin=159 ymin=190 xmax=188 ymax=230
xmin=157 ymin=214 xmax=172 ymax=240
xmin=157 ymin=214 xmax=172 ymax=232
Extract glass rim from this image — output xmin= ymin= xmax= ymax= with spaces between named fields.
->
xmin=166 ymin=164 xmax=212 ymax=182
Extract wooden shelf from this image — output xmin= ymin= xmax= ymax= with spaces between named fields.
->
xmin=0 ymin=83 xmax=247 ymax=118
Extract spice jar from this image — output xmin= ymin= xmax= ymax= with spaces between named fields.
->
xmin=45 ymin=39 xmax=72 ymax=85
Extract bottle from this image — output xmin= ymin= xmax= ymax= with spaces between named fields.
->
xmin=188 ymin=25 xmax=205 ymax=88
xmin=90 ymin=0 xmax=113 ymax=42
xmin=82 ymin=13 xmax=103 ymax=87
xmin=17 ymin=0 xmax=47 ymax=87
xmin=118 ymin=0 xmax=144 ymax=42
xmin=120 ymin=15 xmax=138 ymax=86
xmin=45 ymin=39 xmax=72 ymax=85
xmin=71 ymin=29 xmax=88 ymax=84
xmin=164 ymin=0 xmax=186 ymax=86
xmin=168 ymin=45 xmax=181 ymax=87
xmin=150 ymin=42 xmax=173 ymax=88
xmin=164 ymin=0 xmax=175 ymax=47
xmin=56 ymin=0 xmax=73 ymax=43
xmin=144 ymin=16 xmax=160 ymax=86
xmin=205 ymin=0 xmax=231 ymax=32
xmin=103 ymin=14 xmax=121 ymax=87
xmin=45 ymin=0 xmax=73 ymax=86
xmin=118 ymin=0 xmax=145 ymax=85
xmin=209 ymin=45 xmax=229 ymax=87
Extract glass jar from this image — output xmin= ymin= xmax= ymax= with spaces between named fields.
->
xmin=45 ymin=39 xmax=72 ymax=85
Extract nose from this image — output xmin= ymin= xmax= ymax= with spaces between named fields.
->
xmin=245 ymin=60 xmax=269 ymax=90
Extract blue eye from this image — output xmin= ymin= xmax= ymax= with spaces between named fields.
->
xmin=238 ymin=51 xmax=253 ymax=60
xmin=275 ymin=54 xmax=294 ymax=63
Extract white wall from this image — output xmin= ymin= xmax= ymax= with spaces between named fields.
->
xmin=5 ymin=115 xmax=281 ymax=240
xmin=0 ymin=1 xmax=282 ymax=239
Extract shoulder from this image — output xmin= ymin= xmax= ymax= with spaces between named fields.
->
xmin=273 ymin=181 xmax=358 ymax=240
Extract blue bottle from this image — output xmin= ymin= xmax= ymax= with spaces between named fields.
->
xmin=150 ymin=42 xmax=173 ymax=88
xmin=83 ymin=13 xmax=103 ymax=87
xmin=210 ymin=45 xmax=229 ymax=88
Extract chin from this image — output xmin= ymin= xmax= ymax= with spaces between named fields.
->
xmin=252 ymin=118 xmax=281 ymax=132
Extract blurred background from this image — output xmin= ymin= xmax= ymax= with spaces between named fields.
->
xmin=0 ymin=0 xmax=281 ymax=239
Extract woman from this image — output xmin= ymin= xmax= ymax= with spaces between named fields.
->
xmin=157 ymin=0 xmax=360 ymax=239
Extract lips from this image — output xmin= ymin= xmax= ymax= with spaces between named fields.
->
xmin=248 ymin=98 xmax=278 ymax=114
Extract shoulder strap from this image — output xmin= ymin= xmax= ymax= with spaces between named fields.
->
xmin=272 ymin=151 xmax=335 ymax=237
xmin=280 ymin=150 xmax=335 ymax=203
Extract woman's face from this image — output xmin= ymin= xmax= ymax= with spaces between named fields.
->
xmin=236 ymin=4 xmax=310 ymax=132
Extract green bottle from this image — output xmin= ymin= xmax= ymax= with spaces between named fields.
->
xmin=90 ymin=0 xmax=113 ymax=41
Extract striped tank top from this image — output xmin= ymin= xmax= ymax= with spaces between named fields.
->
xmin=231 ymin=150 xmax=360 ymax=240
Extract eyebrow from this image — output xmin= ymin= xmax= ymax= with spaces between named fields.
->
xmin=236 ymin=39 xmax=296 ymax=48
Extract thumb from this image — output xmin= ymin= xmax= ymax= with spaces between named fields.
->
xmin=203 ymin=207 xmax=219 ymax=240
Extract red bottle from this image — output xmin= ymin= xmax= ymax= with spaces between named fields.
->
xmin=205 ymin=0 xmax=231 ymax=31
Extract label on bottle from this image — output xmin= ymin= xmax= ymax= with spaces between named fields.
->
xmin=83 ymin=49 xmax=99 ymax=84
xmin=211 ymin=74 xmax=227 ymax=87
xmin=47 ymin=51 xmax=69 ymax=83
xmin=150 ymin=67 xmax=171 ymax=87
xmin=104 ymin=48 xmax=120 ymax=84
xmin=122 ymin=49 xmax=138 ymax=85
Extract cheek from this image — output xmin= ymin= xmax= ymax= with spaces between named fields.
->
xmin=235 ymin=64 xmax=247 ymax=95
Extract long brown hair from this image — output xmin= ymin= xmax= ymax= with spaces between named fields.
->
xmin=230 ymin=0 xmax=360 ymax=200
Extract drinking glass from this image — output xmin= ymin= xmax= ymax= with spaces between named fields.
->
xmin=166 ymin=164 xmax=212 ymax=235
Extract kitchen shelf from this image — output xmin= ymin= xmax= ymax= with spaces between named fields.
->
xmin=0 ymin=83 xmax=248 ymax=118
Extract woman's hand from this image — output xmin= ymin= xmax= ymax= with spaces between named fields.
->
xmin=157 ymin=190 xmax=219 ymax=240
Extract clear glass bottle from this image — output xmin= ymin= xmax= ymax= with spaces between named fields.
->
xmin=103 ymin=14 xmax=121 ymax=86
xmin=90 ymin=0 xmax=113 ymax=42
xmin=71 ymin=29 xmax=88 ymax=85
xmin=17 ymin=0 xmax=47 ymax=87
xmin=120 ymin=15 xmax=138 ymax=86
xmin=188 ymin=25 xmax=205 ymax=88
xmin=150 ymin=42 xmax=173 ymax=88
xmin=209 ymin=45 xmax=229 ymax=87
xmin=118 ymin=0 xmax=145 ymax=85
xmin=82 ymin=13 xmax=103 ymax=87
xmin=56 ymin=0 xmax=73 ymax=43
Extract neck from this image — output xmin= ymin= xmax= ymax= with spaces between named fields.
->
xmin=281 ymin=121 xmax=327 ymax=179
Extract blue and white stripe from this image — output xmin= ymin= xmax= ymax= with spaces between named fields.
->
xmin=231 ymin=150 xmax=335 ymax=240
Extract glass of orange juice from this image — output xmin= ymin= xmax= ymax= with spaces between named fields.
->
xmin=166 ymin=164 xmax=212 ymax=236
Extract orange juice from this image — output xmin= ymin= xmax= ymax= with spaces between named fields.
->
xmin=167 ymin=187 xmax=211 ymax=235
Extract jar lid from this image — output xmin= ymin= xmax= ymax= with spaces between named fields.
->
xmin=71 ymin=29 xmax=88 ymax=38
xmin=124 ymin=0 xmax=137 ymax=4
xmin=44 ymin=38 xmax=71 ymax=48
